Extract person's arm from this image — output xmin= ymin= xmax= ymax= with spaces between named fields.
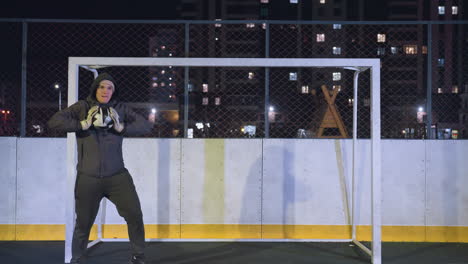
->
xmin=110 ymin=104 xmax=152 ymax=136
xmin=48 ymin=101 xmax=98 ymax=132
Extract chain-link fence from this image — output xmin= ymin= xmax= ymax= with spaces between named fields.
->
xmin=0 ymin=20 xmax=466 ymax=139
xmin=0 ymin=22 xmax=22 ymax=136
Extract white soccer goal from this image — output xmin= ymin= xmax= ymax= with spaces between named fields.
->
xmin=65 ymin=57 xmax=381 ymax=264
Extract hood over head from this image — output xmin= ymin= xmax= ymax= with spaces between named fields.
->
xmin=87 ymin=73 xmax=119 ymax=106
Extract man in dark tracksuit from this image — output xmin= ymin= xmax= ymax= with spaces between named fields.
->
xmin=48 ymin=73 xmax=151 ymax=264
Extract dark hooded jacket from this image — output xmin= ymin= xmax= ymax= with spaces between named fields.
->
xmin=48 ymin=73 xmax=152 ymax=177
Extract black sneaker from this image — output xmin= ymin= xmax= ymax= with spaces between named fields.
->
xmin=129 ymin=254 xmax=145 ymax=264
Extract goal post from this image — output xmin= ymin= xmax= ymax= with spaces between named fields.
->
xmin=66 ymin=57 xmax=381 ymax=264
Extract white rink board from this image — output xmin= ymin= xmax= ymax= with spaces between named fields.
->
xmin=0 ymin=137 xmax=17 ymax=224
xmin=103 ymin=139 xmax=181 ymax=225
xmin=180 ymin=139 xmax=206 ymax=224
xmin=16 ymin=138 xmax=67 ymax=224
xmin=224 ymin=139 xmax=263 ymax=225
xmin=426 ymin=140 xmax=468 ymax=226
xmin=179 ymin=139 xmax=263 ymax=225
xmin=381 ymin=140 xmax=426 ymax=225
xmin=263 ymin=139 xmax=365 ymax=225
xmin=1 ymin=137 xmax=467 ymax=227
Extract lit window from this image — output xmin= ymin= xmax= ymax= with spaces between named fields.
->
xmin=452 ymin=6 xmax=458 ymax=15
xmin=289 ymin=72 xmax=297 ymax=81
xmin=320 ymin=0 xmax=326 ymax=3
xmin=377 ymin=47 xmax=385 ymax=56
xmin=438 ymin=88 xmax=443 ymax=93
xmin=377 ymin=34 xmax=386 ymax=42
xmin=248 ymin=72 xmax=255 ymax=79
xmin=290 ymin=0 xmax=298 ymax=3
xmin=333 ymin=85 xmax=341 ymax=92
xmin=260 ymin=0 xmax=269 ymax=3
xmin=160 ymin=82 xmax=165 ymax=87
xmin=202 ymin=83 xmax=208 ymax=93
xmin=438 ymin=6 xmax=445 ymax=15
xmin=333 ymin=24 xmax=341 ymax=29
xmin=332 ymin=46 xmax=341 ymax=55
xmin=316 ymin=34 xmax=325 ymax=42
xmin=333 ymin=72 xmax=341 ymax=81
xmin=452 ymin=86 xmax=459 ymax=94
xmin=422 ymin=46 xmax=427 ymax=54
xmin=301 ymin=85 xmax=309 ymax=94
xmin=438 ymin=58 xmax=445 ymax=67
xmin=215 ymin=19 xmax=222 ymax=27
xmin=215 ymin=97 xmax=221 ymax=105
xmin=246 ymin=23 xmax=255 ymax=28
xmin=391 ymin=47 xmax=398 ymax=54
xmin=202 ymin=97 xmax=209 ymax=105
xmin=404 ymin=45 xmax=417 ymax=54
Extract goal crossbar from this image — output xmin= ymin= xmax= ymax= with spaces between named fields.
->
xmin=66 ymin=57 xmax=381 ymax=264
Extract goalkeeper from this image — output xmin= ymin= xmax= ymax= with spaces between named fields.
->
xmin=48 ymin=73 xmax=151 ymax=264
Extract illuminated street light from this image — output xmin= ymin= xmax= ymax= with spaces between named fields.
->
xmin=1 ymin=109 xmax=10 ymax=124
xmin=53 ymin=82 xmax=62 ymax=110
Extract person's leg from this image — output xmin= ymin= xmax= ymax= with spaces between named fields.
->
xmin=71 ymin=174 xmax=104 ymax=262
xmin=105 ymin=171 xmax=145 ymax=257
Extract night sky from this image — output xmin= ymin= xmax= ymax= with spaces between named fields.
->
xmin=0 ymin=1 xmax=181 ymax=20
xmin=0 ymin=0 xmax=390 ymax=21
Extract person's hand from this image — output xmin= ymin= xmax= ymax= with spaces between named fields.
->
xmin=109 ymin=107 xmax=124 ymax=133
xmin=80 ymin=105 xmax=99 ymax=130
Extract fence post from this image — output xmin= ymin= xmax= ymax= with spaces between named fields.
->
xmin=264 ymin=22 xmax=270 ymax=138
xmin=20 ymin=21 xmax=27 ymax=137
xmin=426 ymin=23 xmax=433 ymax=139
xmin=184 ymin=22 xmax=190 ymax=138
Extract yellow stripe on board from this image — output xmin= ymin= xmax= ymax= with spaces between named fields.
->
xmin=181 ymin=224 xmax=261 ymax=239
xmin=203 ymin=139 xmax=225 ymax=223
xmin=2 ymin=225 xmax=468 ymax=242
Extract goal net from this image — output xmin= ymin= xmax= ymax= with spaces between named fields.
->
xmin=65 ymin=57 xmax=381 ymax=264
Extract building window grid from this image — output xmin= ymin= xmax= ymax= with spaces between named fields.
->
xmin=316 ymin=33 xmax=325 ymax=42
xmin=333 ymin=72 xmax=341 ymax=81
xmin=438 ymin=6 xmax=445 ymax=15
xmin=377 ymin=34 xmax=386 ymax=42
xmin=404 ymin=45 xmax=418 ymax=55
xmin=377 ymin=47 xmax=385 ymax=56
xmin=438 ymin=58 xmax=445 ymax=67
xmin=333 ymin=46 xmax=341 ymax=55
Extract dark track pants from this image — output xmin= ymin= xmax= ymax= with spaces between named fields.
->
xmin=71 ymin=170 xmax=145 ymax=260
